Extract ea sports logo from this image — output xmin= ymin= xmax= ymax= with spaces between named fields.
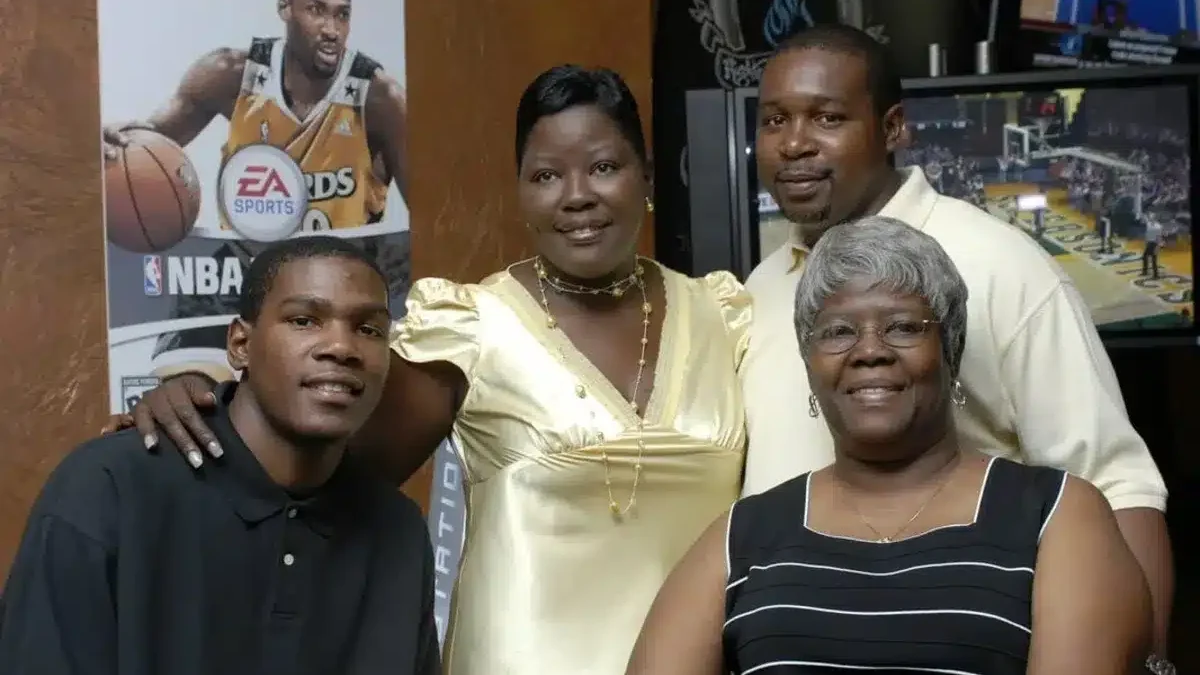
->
xmin=218 ymin=144 xmax=308 ymax=242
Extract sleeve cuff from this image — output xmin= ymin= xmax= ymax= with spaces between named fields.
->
xmin=1105 ymin=491 xmax=1167 ymax=513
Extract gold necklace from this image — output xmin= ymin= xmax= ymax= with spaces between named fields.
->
xmin=534 ymin=257 xmax=651 ymax=516
xmin=838 ymin=454 xmax=960 ymax=543
xmin=540 ymin=266 xmax=642 ymax=298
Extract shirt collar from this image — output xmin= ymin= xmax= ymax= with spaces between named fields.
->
xmin=206 ymin=382 xmax=364 ymax=536
xmin=787 ymin=167 xmax=940 ymax=273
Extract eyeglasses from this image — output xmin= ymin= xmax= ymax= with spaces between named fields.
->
xmin=805 ymin=319 xmax=939 ymax=355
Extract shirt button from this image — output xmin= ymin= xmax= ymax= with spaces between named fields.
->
xmin=287 ymin=508 xmax=298 ymax=519
xmin=283 ymin=553 xmax=295 ymax=566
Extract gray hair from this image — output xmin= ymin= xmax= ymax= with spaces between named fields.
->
xmin=793 ymin=215 xmax=969 ymax=377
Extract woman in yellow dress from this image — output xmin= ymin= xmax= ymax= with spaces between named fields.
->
xmin=110 ymin=65 xmax=750 ymax=674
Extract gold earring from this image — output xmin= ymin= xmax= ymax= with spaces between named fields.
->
xmin=645 ymin=197 xmax=654 ymax=213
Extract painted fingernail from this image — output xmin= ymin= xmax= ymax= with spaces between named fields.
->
xmin=207 ymin=441 xmax=224 ymax=458
xmin=187 ymin=451 xmax=203 ymax=469
xmin=143 ymin=434 xmax=157 ymax=449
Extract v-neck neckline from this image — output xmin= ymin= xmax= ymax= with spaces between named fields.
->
xmin=496 ymin=259 xmax=681 ymax=427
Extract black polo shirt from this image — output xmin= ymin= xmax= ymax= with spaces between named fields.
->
xmin=0 ymin=383 xmax=440 ymax=675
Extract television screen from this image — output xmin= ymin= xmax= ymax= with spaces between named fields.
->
xmin=897 ymin=82 xmax=1194 ymax=332
xmin=1014 ymin=0 xmax=1200 ymax=68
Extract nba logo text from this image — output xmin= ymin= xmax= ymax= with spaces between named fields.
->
xmin=143 ymin=254 xmax=163 ymax=296
xmin=164 ymin=256 xmax=244 ymax=296
xmin=218 ymin=144 xmax=308 ymax=242
xmin=146 ymin=253 xmax=244 ymax=297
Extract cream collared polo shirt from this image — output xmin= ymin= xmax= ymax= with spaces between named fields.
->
xmin=740 ymin=168 xmax=1167 ymax=512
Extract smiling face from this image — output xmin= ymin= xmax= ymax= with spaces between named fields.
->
xmin=804 ymin=283 xmax=953 ymax=460
xmin=227 ymin=255 xmax=391 ymax=443
xmin=517 ymin=104 xmax=650 ymax=282
xmin=756 ymin=47 xmax=904 ymax=244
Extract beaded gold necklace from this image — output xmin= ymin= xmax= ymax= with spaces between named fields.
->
xmin=533 ymin=257 xmax=651 ymax=516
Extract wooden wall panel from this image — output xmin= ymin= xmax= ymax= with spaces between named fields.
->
xmin=0 ymin=0 xmax=654 ymax=576
xmin=403 ymin=0 xmax=655 ymax=285
xmin=0 ymin=2 xmax=108 ymax=577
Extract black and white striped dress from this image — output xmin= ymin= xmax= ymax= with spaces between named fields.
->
xmin=722 ymin=457 xmax=1068 ymax=674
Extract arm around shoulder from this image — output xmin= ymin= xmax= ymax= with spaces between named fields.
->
xmin=349 ymin=278 xmax=478 ymax=485
xmin=626 ymin=511 xmax=729 ymax=675
xmin=1028 ymin=474 xmax=1152 ymax=675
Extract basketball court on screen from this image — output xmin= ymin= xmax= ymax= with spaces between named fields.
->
xmin=985 ymin=181 xmax=1191 ymax=327
xmin=898 ymin=84 xmax=1193 ymax=332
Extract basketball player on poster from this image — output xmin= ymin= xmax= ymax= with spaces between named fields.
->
xmin=101 ymin=0 xmax=409 ymax=392
xmin=102 ymin=0 xmax=407 ymax=236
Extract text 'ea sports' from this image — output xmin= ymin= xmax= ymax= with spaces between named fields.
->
xmin=230 ymin=165 xmax=357 ymax=217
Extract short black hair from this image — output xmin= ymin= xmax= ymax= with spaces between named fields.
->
xmin=775 ymin=24 xmax=902 ymax=118
xmin=239 ymin=235 xmax=387 ymax=322
xmin=514 ymin=65 xmax=648 ymax=170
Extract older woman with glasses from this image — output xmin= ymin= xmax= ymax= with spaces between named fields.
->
xmin=626 ymin=216 xmax=1152 ymax=675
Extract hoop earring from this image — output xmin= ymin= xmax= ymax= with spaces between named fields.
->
xmin=808 ymin=392 xmax=820 ymax=418
xmin=950 ymin=380 xmax=967 ymax=408
xmin=645 ymin=197 xmax=654 ymax=213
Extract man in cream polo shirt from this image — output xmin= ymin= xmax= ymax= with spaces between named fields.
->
xmin=740 ymin=24 xmax=1176 ymax=661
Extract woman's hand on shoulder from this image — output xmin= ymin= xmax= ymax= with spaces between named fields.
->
xmin=128 ymin=374 xmax=220 ymax=469
xmin=1028 ymin=474 xmax=1152 ymax=675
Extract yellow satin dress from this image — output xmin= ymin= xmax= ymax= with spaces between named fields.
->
xmin=391 ymin=260 xmax=751 ymax=675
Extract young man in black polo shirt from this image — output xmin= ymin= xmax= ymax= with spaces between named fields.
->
xmin=0 ymin=236 xmax=440 ymax=675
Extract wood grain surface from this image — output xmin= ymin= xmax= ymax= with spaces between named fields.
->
xmin=0 ymin=1 xmax=108 ymax=577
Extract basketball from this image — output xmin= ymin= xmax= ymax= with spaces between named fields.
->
xmin=104 ymin=129 xmax=202 ymax=253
